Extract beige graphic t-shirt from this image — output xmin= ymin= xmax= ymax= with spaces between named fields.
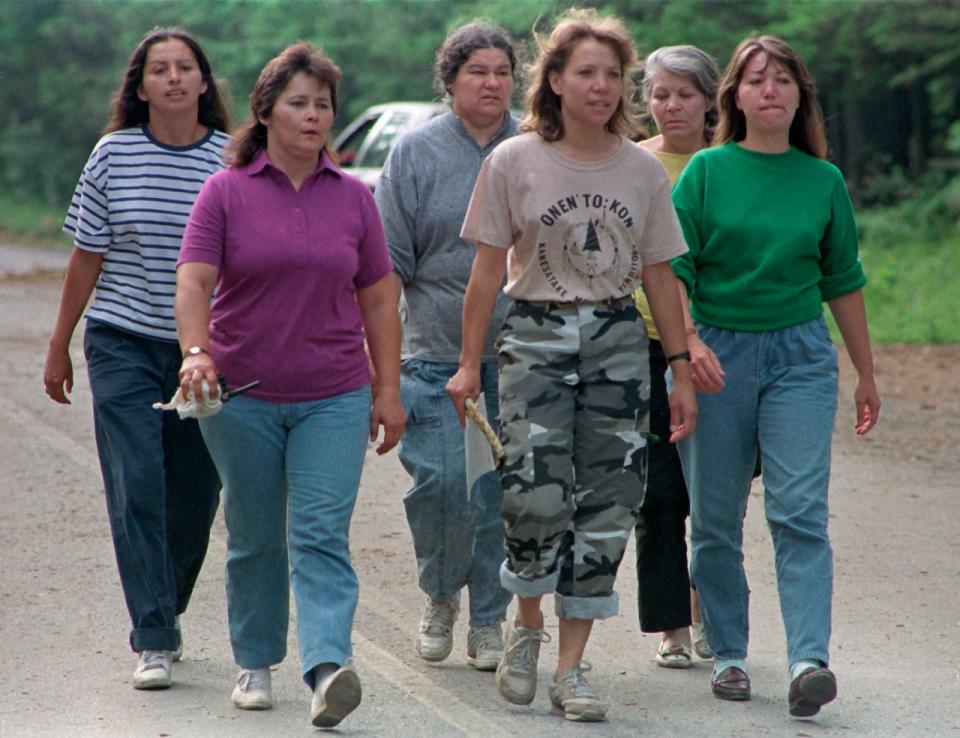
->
xmin=461 ymin=133 xmax=688 ymax=302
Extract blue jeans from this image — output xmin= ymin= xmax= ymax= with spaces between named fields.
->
xmin=84 ymin=320 xmax=220 ymax=652
xmin=199 ymin=387 xmax=370 ymax=687
xmin=398 ymin=360 xmax=510 ymax=627
xmin=676 ymin=316 xmax=837 ymax=667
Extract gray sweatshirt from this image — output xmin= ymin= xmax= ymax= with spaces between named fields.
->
xmin=376 ymin=110 xmax=517 ymax=362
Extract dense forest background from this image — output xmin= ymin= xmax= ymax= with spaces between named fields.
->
xmin=1 ymin=0 xmax=958 ymax=340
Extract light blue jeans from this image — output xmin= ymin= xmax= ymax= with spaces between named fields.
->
xmin=676 ymin=316 xmax=838 ymax=668
xmin=199 ymin=387 xmax=370 ymax=688
xmin=397 ymin=360 xmax=510 ymax=627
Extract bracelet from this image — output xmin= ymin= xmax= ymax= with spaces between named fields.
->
xmin=684 ymin=327 xmax=698 ymax=336
xmin=666 ymin=351 xmax=691 ymax=363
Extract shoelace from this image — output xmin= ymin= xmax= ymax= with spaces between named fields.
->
xmin=420 ymin=601 xmax=458 ymax=636
xmin=470 ymin=626 xmax=502 ymax=651
xmin=140 ymin=650 xmax=169 ymax=670
xmin=561 ymin=661 xmax=597 ymax=698
xmin=506 ymin=628 xmax=552 ymax=670
xmin=239 ymin=669 xmax=269 ymax=693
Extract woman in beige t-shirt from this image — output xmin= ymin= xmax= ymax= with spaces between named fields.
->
xmin=447 ymin=9 xmax=696 ymax=722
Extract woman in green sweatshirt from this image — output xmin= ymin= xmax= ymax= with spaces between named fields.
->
xmin=670 ymin=36 xmax=881 ymax=717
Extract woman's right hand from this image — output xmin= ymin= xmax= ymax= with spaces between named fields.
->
xmin=179 ymin=354 xmax=220 ymax=402
xmin=43 ymin=344 xmax=74 ymax=404
xmin=689 ymin=333 xmax=725 ymax=393
xmin=445 ymin=366 xmax=481 ymax=428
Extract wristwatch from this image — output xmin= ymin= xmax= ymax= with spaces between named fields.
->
xmin=183 ymin=346 xmax=209 ymax=359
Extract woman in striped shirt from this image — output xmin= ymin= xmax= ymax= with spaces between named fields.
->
xmin=43 ymin=26 xmax=229 ymax=692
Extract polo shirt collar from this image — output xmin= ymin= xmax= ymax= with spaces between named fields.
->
xmin=246 ymin=148 xmax=343 ymax=179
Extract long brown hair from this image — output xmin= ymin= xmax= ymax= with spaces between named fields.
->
xmin=522 ymin=8 xmax=639 ymax=142
xmin=714 ymin=35 xmax=827 ymax=159
xmin=104 ymin=26 xmax=228 ymax=135
xmin=227 ymin=42 xmax=342 ymax=167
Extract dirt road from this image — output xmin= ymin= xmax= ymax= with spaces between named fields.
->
xmin=1 ymin=247 xmax=957 ymax=737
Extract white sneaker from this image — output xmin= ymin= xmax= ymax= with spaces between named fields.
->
xmin=171 ymin=616 xmax=183 ymax=662
xmin=549 ymin=662 xmax=608 ymax=722
xmin=495 ymin=619 xmax=551 ymax=705
xmin=467 ymin=623 xmax=504 ymax=671
xmin=416 ymin=598 xmax=459 ymax=662
xmin=133 ymin=649 xmax=172 ymax=690
xmin=231 ymin=668 xmax=273 ymax=710
xmin=311 ymin=664 xmax=362 ymax=728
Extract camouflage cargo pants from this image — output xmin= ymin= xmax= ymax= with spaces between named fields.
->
xmin=497 ymin=297 xmax=650 ymax=620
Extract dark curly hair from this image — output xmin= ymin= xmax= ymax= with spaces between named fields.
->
xmin=433 ymin=20 xmax=518 ymax=101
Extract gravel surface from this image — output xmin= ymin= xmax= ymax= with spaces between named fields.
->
xmin=1 ymin=248 xmax=957 ymax=737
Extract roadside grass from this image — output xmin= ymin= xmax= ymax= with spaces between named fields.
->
xmin=0 ymin=198 xmax=67 ymax=246
xmin=1 ymin=196 xmax=957 ymax=343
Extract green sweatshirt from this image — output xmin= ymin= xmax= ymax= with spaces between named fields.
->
xmin=671 ymin=142 xmax=866 ymax=332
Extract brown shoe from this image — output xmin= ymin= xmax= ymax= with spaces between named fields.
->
xmin=711 ymin=666 xmax=751 ymax=701
xmin=788 ymin=667 xmax=836 ymax=717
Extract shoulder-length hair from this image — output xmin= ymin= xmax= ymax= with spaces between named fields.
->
xmin=104 ymin=26 xmax=229 ymax=135
xmin=227 ymin=42 xmax=342 ymax=168
xmin=641 ymin=45 xmax=720 ymax=145
xmin=521 ymin=8 xmax=639 ymax=142
xmin=714 ymin=35 xmax=827 ymax=159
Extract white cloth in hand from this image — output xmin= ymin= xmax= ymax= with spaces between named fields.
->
xmin=152 ymin=379 xmax=222 ymax=419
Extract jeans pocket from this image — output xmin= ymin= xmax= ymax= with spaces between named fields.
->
xmin=400 ymin=368 xmax=444 ymax=429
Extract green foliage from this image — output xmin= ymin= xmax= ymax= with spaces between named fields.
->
xmin=0 ymin=197 xmax=68 ymax=244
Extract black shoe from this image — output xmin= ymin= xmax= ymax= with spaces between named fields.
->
xmin=789 ymin=667 xmax=837 ymax=717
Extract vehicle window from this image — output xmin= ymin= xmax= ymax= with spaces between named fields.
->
xmin=357 ymin=112 xmax=412 ymax=169
xmin=336 ymin=114 xmax=380 ymax=167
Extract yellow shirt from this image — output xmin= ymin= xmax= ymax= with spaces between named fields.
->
xmin=633 ymin=147 xmax=694 ymax=340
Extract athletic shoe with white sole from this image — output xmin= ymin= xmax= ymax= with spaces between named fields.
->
xmin=133 ymin=649 xmax=172 ymax=690
xmin=231 ymin=668 xmax=273 ymax=710
xmin=549 ymin=662 xmax=608 ymax=722
xmin=311 ymin=664 xmax=362 ymax=728
xmin=467 ymin=623 xmax=504 ymax=671
xmin=495 ymin=619 xmax=551 ymax=705
xmin=416 ymin=597 xmax=459 ymax=662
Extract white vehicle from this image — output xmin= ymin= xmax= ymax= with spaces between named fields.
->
xmin=334 ymin=102 xmax=446 ymax=191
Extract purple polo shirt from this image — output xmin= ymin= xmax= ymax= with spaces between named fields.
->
xmin=179 ymin=149 xmax=392 ymax=402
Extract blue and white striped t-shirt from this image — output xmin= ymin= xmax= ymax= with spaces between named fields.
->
xmin=64 ymin=124 xmax=230 ymax=342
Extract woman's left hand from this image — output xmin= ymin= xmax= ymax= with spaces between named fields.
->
xmin=853 ymin=373 xmax=881 ymax=435
xmin=370 ymin=386 xmax=405 ymax=454
xmin=666 ymin=363 xmax=698 ymax=442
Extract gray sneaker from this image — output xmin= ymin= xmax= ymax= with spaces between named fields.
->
xmin=311 ymin=664 xmax=362 ymax=728
xmin=133 ymin=649 xmax=172 ymax=690
xmin=467 ymin=623 xmax=504 ymax=671
xmin=231 ymin=668 xmax=273 ymax=710
xmin=495 ymin=619 xmax=551 ymax=705
xmin=416 ymin=597 xmax=459 ymax=662
xmin=549 ymin=662 xmax=608 ymax=722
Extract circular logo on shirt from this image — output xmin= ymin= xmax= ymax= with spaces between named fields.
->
xmin=560 ymin=219 xmax=621 ymax=282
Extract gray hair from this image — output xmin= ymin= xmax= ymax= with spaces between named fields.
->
xmin=433 ymin=20 xmax=518 ymax=101
xmin=641 ymin=45 xmax=720 ymax=140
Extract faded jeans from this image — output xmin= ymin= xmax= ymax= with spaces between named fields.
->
xmin=676 ymin=316 xmax=838 ymax=667
xmin=398 ymin=360 xmax=510 ymax=627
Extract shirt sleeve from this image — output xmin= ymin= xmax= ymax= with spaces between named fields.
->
xmin=670 ymin=154 xmax=706 ymax=291
xmin=460 ymin=151 xmax=513 ymax=249
xmin=354 ymin=185 xmax=393 ymax=289
xmin=178 ymin=173 xmax=227 ymax=269
xmin=375 ymin=140 xmax=419 ymax=284
xmin=818 ymin=169 xmax=867 ymax=301
xmin=63 ymin=143 xmax=112 ymax=253
xmin=637 ymin=171 xmax=688 ymax=266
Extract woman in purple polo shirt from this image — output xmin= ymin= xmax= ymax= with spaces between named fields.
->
xmin=175 ymin=43 xmax=403 ymax=729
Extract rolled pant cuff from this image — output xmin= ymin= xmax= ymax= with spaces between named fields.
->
xmin=500 ymin=562 xmax=560 ymax=597
xmin=789 ymin=653 xmax=829 ymax=669
xmin=554 ymin=592 xmax=619 ymax=620
xmin=131 ymin=626 xmax=180 ymax=652
xmin=303 ymin=651 xmax=352 ymax=689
